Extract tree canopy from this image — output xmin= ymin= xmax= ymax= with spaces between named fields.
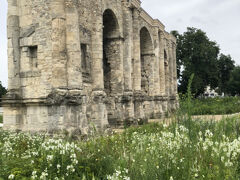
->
xmin=172 ymin=27 xmax=220 ymax=97
xmin=0 ymin=82 xmax=7 ymax=101
xmin=217 ymin=54 xmax=235 ymax=94
xmin=226 ymin=66 xmax=240 ymax=96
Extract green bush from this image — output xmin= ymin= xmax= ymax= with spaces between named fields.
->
xmin=0 ymin=115 xmax=3 ymax=124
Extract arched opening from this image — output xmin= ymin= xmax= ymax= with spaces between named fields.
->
xmin=140 ymin=27 xmax=154 ymax=95
xmin=103 ymin=9 xmax=121 ymax=95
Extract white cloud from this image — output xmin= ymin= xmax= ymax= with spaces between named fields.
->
xmin=142 ymin=0 xmax=240 ymax=65
xmin=0 ymin=0 xmax=8 ymax=87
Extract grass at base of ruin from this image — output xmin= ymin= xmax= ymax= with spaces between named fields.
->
xmin=1 ymin=115 xmax=240 ymax=179
xmin=180 ymin=96 xmax=240 ymax=115
xmin=0 ymin=115 xmax=2 ymax=124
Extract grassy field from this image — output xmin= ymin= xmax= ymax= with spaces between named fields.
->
xmin=1 ymin=114 xmax=240 ymax=179
xmin=180 ymin=96 xmax=240 ymax=115
xmin=1 ymin=95 xmax=240 ymax=179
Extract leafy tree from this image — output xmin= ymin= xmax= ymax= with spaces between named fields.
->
xmin=226 ymin=66 xmax=240 ymax=96
xmin=0 ymin=81 xmax=7 ymax=101
xmin=171 ymin=30 xmax=182 ymax=79
xmin=171 ymin=27 xmax=220 ymax=97
xmin=217 ymin=54 xmax=235 ymax=94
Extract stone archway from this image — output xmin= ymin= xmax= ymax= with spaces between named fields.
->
xmin=140 ymin=27 xmax=154 ymax=95
xmin=103 ymin=9 xmax=124 ymax=126
xmin=103 ymin=9 xmax=122 ymax=95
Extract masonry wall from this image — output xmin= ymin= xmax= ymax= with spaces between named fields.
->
xmin=3 ymin=0 xmax=178 ymax=133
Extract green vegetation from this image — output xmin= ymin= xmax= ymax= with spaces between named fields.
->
xmin=1 ymin=78 xmax=240 ymax=179
xmin=171 ymin=28 xmax=239 ymax=97
xmin=1 ymin=116 xmax=240 ymax=179
xmin=0 ymin=81 xmax=7 ymax=101
xmin=226 ymin=66 xmax=240 ymax=96
xmin=180 ymin=96 xmax=240 ymax=115
xmin=0 ymin=115 xmax=2 ymax=124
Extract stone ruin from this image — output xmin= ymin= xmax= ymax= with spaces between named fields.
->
xmin=2 ymin=0 xmax=178 ymax=133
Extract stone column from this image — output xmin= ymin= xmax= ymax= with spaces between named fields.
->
xmin=171 ymin=42 xmax=175 ymax=96
xmin=172 ymin=43 xmax=178 ymax=95
xmin=65 ymin=1 xmax=82 ymax=89
xmin=153 ymin=27 xmax=160 ymax=96
xmin=92 ymin=15 xmax=104 ymax=90
xmin=122 ymin=3 xmax=133 ymax=92
xmin=168 ymin=40 xmax=173 ymax=96
xmin=132 ymin=8 xmax=141 ymax=91
xmin=164 ymin=39 xmax=169 ymax=97
xmin=7 ymin=0 xmax=21 ymax=93
xmin=159 ymin=31 xmax=165 ymax=95
xmin=51 ymin=0 xmax=67 ymax=88
xmin=90 ymin=7 xmax=108 ymax=129
xmin=3 ymin=0 xmax=22 ymax=131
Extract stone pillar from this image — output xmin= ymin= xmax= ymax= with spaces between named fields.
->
xmin=92 ymin=12 xmax=104 ymax=90
xmin=65 ymin=1 xmax=82 ymax=89
xmin=3 ymin=0 xmax=22 ymax=131
xmin=7 ymin=0 xmax=21 ymax=93
xmin=168 ymin=40 xmax=173 ymax=96
xmin=171 ymin=42 xmax=175 ymax=96
xmin=164 ymin=39 xmax=169 ymax=97
xmin=51 ymin=0 xmax=67 ymax=88
xmin=153 ymin=27 xmax=160 ymax=96
xmin=159 ymin=31 xmax=165 ymax=95
xmin=90 ymin=7 xmax=108 ymax=129
xmin=172 ymin=43 xmax=178 ymax=95
xmin=132 ymin=8 xmax=141 ymax=91
xmin=122 ymin=4 xmax=133 ymax=92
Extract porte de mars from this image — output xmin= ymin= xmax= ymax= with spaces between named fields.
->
xmin=2 ymin=0 xmax=177 ymax=133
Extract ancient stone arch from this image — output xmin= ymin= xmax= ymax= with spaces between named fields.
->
xmin=2 ymin=0 xmax=178 ymax=133
xmin=140 ymin=27 xmax=154 ymax=95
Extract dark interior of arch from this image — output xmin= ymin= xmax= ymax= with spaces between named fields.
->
xmin=103 ymin=9 xmax=121 ymax=96
xmin=140 ymin=27 xmax=153 ymax=95
xmin=103 ymin=9 xmax=119 ymax=39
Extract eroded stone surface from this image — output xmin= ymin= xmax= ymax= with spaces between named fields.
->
xmin=2 ymin=0 xmax=178 ymax=133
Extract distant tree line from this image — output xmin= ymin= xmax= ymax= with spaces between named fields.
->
xmin=0 ymin=82 xmax=7 ymax=102
xmin=171 ymin=27 xmax=240 ymax=97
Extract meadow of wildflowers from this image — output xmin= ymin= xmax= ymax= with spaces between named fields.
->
xmin=1 ymin=115 xmax=240 ymax=180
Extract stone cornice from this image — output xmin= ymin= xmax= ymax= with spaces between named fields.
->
xmin=129 ymin=0 xmax=141 ymax=9
xmin=140 ymin=8 xmax=153 ymax=25
xmin=153 ymin=19 xmax=165 ymax=31
xmin=127 ymin=0 xmax=165 ymax=32
xmin=163 ymin=31 xmax=176 ymax=44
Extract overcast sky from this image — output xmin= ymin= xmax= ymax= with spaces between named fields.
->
xmin=0 ymin=0 xmax=240 ymax=88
